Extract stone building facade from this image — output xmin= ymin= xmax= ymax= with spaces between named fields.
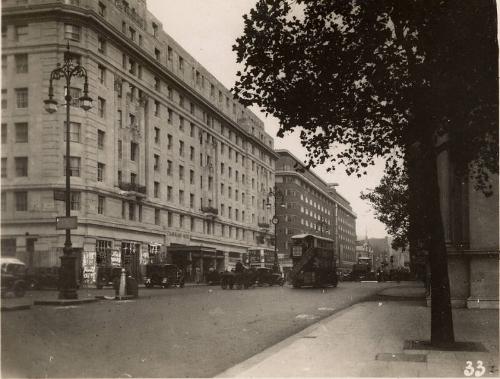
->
xmin=274 ymin=150 xmax=357 ymax=274
xmin=435 ymin=135 xmax=499 ymax=308
xmin=1 ymin=0 xmax=278 ymax=283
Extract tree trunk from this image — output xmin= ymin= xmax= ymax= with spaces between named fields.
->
xmin=419 ymin=132 xmax=455 ymax=346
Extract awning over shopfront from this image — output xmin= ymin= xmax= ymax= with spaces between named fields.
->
xmin=167 ymin=245 xmax=225 ymax=259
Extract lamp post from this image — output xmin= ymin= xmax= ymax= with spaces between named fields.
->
xmin=266 ymin=187 xmax=285 ymax=273
xmin=44 ymin=43 xmax=92 ymax=299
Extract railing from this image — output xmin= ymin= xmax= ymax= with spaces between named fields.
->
xmin=201 ymin=206 xmax=218 ymax=215
xmin=119 ymin=182 xmax=146 ymax=194
xmin=258 ymin=222 xmax=270 ymax=228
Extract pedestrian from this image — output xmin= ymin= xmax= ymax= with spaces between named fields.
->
xmin=195 ymin=266 xmax=201 ymax=284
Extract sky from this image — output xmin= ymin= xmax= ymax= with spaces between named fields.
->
xmin=147 ymin=0 xmax=388 ymax=239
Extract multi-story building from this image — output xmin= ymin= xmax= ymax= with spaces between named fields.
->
xmin=274 ymin=150 xmax=357 ymax=275
xmin=1 ymin=0 xmax=278 ymax=283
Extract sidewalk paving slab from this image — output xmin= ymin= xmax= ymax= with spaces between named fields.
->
xmin=217 ymin=283 xmax=499 ymax=378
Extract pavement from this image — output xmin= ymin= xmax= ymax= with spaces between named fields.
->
xmin=0 ymin=282 xmax=205 ymax=310
xmin=217 ymin=282 xmax=500 ymax=378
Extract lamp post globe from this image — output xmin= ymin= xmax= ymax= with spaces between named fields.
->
xmin=43 ymin=98 xmax=58 ymax=114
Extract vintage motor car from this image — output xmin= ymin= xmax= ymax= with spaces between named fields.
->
xmin=96 ymin=266 xmax=122 ymax=289
xmin=26 ymin=266 xmax=60 ymax=290
xmin=1 ymin=257 xmax=27 ymax=298
xmin=144 ymin=264 xmax=185 ymax=288
xmin=255 ymin=268 xmax=285 ymax=286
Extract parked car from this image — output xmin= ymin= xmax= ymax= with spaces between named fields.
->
xmin=255 ymin=268 xmax=285 ymax=286
xmin=96 ymin=266 xmax=122 ymax=289
xmin=1 ymin=257 xmax=27 ymax=298
xmin=144 ymin=264 xmax=185 ymax=288
xmin=26 ymin=266 xmax=60 ymax=290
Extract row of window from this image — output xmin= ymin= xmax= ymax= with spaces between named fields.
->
xmin=0 ymin=85 xmax=105 ymax=119
xmin=0 ymin=189 xmax=265 ymax=244
xmin=108 ymin=0 xmax=271 ymax=148
xmin=1 ymin=157 xmax=28 ymax=178
xmin=300 ymin=205 xmax=332 ymax=222
xmin=114 ymin=81 xmax=273 ymax=168
xmin=1 ymin=122 xmax=28 ymax=143
xmin=3 ymin=12 xmax=273 ymax=147
xmin=1 ymin=151 xmax=269 ymax=213
xmin=1 ymin=53 xmax=28 ymax=73
xmin=1 ymin=88 xmax=28 ymax=109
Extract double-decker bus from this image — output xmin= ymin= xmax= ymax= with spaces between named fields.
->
xmin=290 ymin=234 xmax=338 ymax=288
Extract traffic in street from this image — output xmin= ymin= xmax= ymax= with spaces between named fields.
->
xmin=2 ymin=281 xmax=395 ymax=378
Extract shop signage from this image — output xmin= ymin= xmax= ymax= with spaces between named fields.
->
xmin=53 ymin=190 xmax=66 ymax=201
xmin=165 ymin=231 xmax=190 ymax=239
xmin=55 ymin=216 xmax=77 ymax=230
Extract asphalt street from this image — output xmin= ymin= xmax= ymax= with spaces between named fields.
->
xmin=2 ymin=281 xmax=395 ymax=378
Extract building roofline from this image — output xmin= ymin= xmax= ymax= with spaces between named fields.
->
xmin=1 ymin=4 xmax=279 ymax=158
xmin=275 ymin=149 xmax=355 ymax=214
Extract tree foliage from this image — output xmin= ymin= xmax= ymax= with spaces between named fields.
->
xmin=233 ymin=0 xmax=497 ymax=188
xmin=360 ymin=166 xmax=409 ymax=251
xmin=233 ymin=0 xmax=497 ymax=346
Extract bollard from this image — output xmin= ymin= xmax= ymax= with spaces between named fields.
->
xmin=118 ymin=268 xmax=126 ymax=299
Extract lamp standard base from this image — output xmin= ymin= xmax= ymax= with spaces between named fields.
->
xmin=58 ymin=254 xmax=78 ymax=300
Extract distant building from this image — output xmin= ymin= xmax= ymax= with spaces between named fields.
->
xmin=274 ymin=150 xmax=357 ymax=274
xmin=386 ymin=236 xmax=409 ymax=269
xmin=355 ymin=239 xmax=373 ymax=268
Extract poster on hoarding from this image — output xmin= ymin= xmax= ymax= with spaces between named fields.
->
xmin=140 ymin=248 xmax=150 ymax=265
xmin=82 ymin=251 xmax=96 ymax=285
xmin=111 ymin=249 xmax=121 ymax=266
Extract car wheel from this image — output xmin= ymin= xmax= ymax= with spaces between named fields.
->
xmin=179 ymin=282 xmax=185 ymax=288
xmin=221 ymin=280 xmax=227 ymax=289
xmin=13 ymin=284 xmax=26 ymax=298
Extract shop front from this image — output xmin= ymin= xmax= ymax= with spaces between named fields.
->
xmin=168 ymin=245 xmax=225 ymax=283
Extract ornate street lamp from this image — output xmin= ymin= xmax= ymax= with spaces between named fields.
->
xmin=44 ymin=43 xmax=92 ymax=299
xmin=266 ymin=187 xmax=285 ymax=273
